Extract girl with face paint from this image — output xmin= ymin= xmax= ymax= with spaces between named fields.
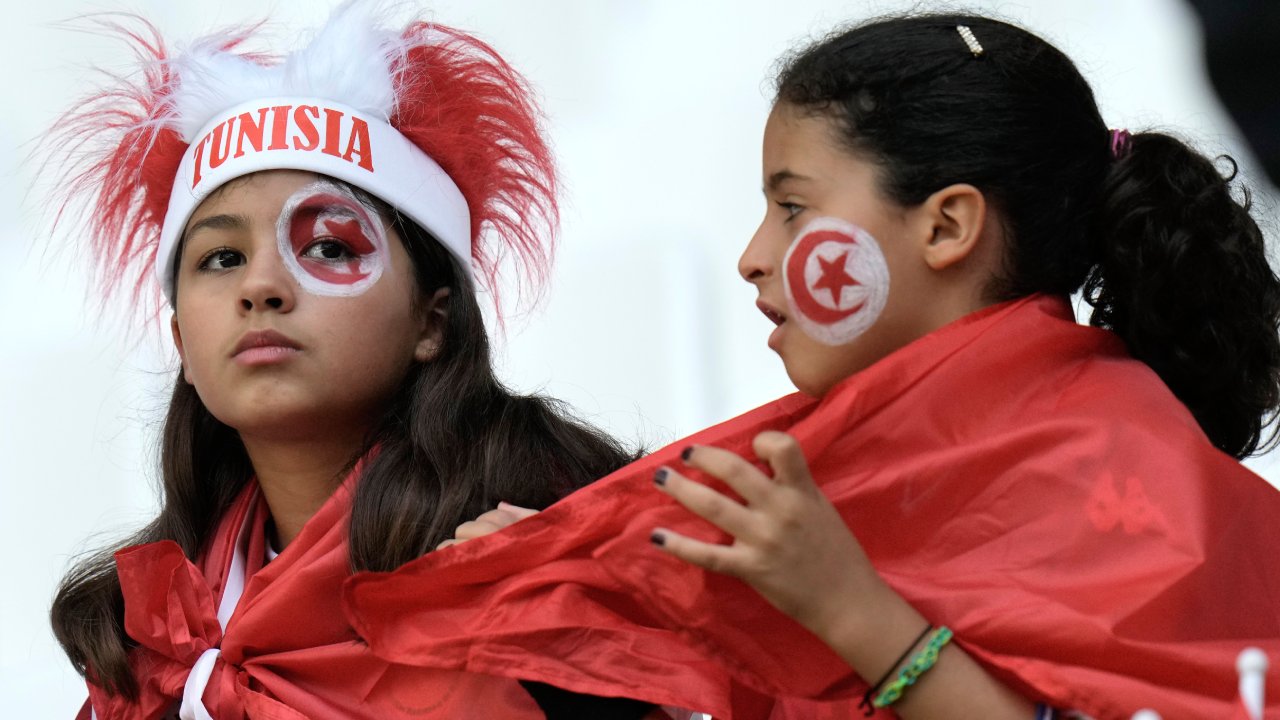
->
xmin=647 ymin=16 xmax=1280 ymax=718
xmin=45 ymin=5 xmax=662 ymax=720
xmin=409 ymin=14 xmax=1280 ymax=720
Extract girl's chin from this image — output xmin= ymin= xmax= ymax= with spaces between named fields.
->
xmin=778 ymin=355 xmax=827 ymax=398
xmin=202 ymin=398 xmax=343 ymax=437
xmin=775 ymin=336 xmax=868 ymax=398
xmin=783 ymin=368 xmax=823 ymax=397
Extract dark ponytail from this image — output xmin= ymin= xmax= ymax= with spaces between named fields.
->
xmin=1090 ymin=134 xmax=1280 ymax=457
xmin=776 ymin=14 xmax=1280 ymax=457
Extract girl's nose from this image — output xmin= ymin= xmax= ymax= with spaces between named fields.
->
xmin=238 ymin=248 xmax=296 ymax=314
xmin=738 ymin=222 xmax=778 ymax=283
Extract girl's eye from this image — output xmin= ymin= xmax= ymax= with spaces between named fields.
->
xmin=199 ymin=249 xmax=244 ymax=271
xmin=777 ymin=201 xmax=804 ymax=220
xmin=300 ymin=239 xmax=356 ymax=262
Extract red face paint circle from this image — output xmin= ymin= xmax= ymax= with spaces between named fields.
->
xmin=276 ymin=181 xmax=389 ymax=296
xmin=782 ymin=217 xmax=890 ymax=347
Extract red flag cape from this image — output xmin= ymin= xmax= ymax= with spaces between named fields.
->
xmin=344 ymin=295 xmax=1280 ymax=720
xmin=87 ymin=465 xmax=547 ymax=720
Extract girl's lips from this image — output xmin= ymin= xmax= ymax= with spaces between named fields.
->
xmin=757 ymin=301 xmax=787 ymax=327
xmin=234 ymin=345 xmax=301 ymax=366
xmin=232 ymin=329 xmax=302 ymax=366
xmin=757 ymin=301 xmax=788 ymax=351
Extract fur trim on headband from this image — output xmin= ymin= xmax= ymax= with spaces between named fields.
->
xmin=44 ymin=0 xmax=557 ymax=315
xmin=168 ymin=2 xmax=403 ymax=142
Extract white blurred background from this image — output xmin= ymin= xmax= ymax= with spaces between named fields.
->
xmin=3 ymin=0 xmax=1278 ymax=714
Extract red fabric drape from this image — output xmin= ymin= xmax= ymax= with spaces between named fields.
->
xmin=87 ymin=466 xmax=546 ymax=720
xmin=345 ymin=295 xmax=1280 ymax=720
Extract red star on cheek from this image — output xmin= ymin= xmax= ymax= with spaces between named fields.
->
xmin=811 ymin=251 xmax=859 ymax=306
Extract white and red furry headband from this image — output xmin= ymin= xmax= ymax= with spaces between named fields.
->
xmin=48 ymin=1 xmax=558 ymax=310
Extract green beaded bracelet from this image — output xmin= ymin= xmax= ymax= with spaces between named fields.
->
xmin=872 ymin=626 xmax=954 ymax=708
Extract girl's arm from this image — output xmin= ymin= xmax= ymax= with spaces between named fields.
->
xmin=652 ymin=432 xmax=1035 ymax=720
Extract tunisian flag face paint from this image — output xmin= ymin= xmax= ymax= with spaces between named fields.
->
xmin=275 ymin=179 xmax=390 ymax=297
xmin=782 ymin=216 xmax=890 ymax=347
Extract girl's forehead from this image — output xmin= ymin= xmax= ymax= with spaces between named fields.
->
xmin=764 ymin=109 xmax=848 ymax=167
xmin=764 ymin=116 xmax=874 ymax=197
xmin=190 ymin=170 xmax=326 ymax=223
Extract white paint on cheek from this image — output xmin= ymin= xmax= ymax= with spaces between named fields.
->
xmin=275 ymin=179 xmax=391 ymax=297
xmin=782 ymin=216 xmax=890 ymax=347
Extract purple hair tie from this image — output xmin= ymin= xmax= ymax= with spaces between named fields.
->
xmin=1109 ymin=129 xmax=1133 ymax=160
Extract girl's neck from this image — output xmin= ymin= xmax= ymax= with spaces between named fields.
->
xmin=240 ymin=431 xmax=365 ymax=549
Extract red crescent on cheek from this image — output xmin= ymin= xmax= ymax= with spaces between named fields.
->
xmin=786 ymin=230 xmax=864 ymax=324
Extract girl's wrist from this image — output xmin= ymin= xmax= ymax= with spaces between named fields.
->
xmin=811 ymin=572 xmax=930 ymax=684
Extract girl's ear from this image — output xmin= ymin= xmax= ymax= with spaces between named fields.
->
xmin=919 ymin=183 xmax=988 ymax=271
xmin=414 ymin=287 xmax=451 ymax=363
xmin=171 ymin=314 xmax=193 ymax=384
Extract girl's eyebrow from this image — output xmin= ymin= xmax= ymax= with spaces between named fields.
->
xmin=764 ymin=170 xmax=812 ymax=193
xmin=184 ymin=213 xmax=252 ymax=243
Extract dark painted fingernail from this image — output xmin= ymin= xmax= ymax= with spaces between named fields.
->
xmin=654 ymin=468 xmax=668 ymax=486
xmin=650 ymin=531 xmax=666 ymax=546
xmin=681 ymin=446 xmax=695 ymax=462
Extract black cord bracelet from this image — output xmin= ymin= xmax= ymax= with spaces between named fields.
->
xmin=858 ymin=623 xmax=934 ymax=717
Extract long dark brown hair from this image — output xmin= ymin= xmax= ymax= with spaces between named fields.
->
xmin=50 ymin=199 xmax=638 ymax=699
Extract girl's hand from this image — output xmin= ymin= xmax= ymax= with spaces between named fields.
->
xmin=652 ymin=432 xmax=1036 ymax=720
xmin=436 ymin=502 xmax=539 ymax=550
xmin=650 ymin=431 xmax=886 ymax=644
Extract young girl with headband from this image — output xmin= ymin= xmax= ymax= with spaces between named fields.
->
xmin=344 ymin=14 xmax=1280 ymax=720
xmin=45 ymin=4 xmax=656 ymax=719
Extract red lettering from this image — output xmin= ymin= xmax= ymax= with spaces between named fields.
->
xmin=191 ymin=133 xmax=213 ymax=187
xmin=233 ymin=108 xmax=270 ymax=158
xmin=342 ymin=117 xmax=375 ymax=171
xmin=293 ymin=106 xmax=320 ymax=151
xmin=208 ymin=119 xmax=235 ymax=169
xmin=321 ymin=108 xmax=344 ymax=157
xmin=268 ymin=105 xmax=292 ymax=150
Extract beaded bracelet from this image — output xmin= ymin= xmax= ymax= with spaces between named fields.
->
xmin=858 ymin=624 xmax=934 ymax=716
xmin=871 ymin=626 xmax=954 ymax=708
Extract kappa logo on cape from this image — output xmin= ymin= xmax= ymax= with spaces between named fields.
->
xmin=1086 ymin=472 xmax=1168 ymax=535
xmin=783 ymin=217 xmax=890 ymax=346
